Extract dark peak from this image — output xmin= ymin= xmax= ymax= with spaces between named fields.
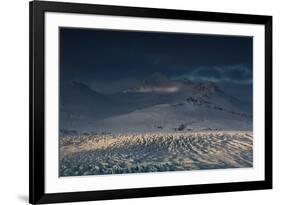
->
xmin=71 ymin=81 xmax=97 ymax=93
xmin=194 ymin=81 xmax=223 ymax=95
xmin=72 ymin=81 xmax=88 ymax=88
xmin=123 ymin=73 xmax=181 ymax=93
xmin=180 ymin=77 xmax=194 ymax=85
xmin=143 ymin=72 xmax=169 ymax=85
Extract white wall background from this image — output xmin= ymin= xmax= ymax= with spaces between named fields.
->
xmin=0 ymin=0 xmax=279 ymax=204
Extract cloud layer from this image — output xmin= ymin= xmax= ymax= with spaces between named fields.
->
xmin=174 ymin=64 xmax=252 ymax=84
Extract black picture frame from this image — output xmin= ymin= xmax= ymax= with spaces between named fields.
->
xmin=29 ymin=1 xmax=272 ymax=204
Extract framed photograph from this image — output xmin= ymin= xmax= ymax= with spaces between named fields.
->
xmin=29 ymin=1 xmax=272 ymax=204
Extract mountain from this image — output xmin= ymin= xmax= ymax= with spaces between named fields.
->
xmin=60 ymin=74 xmax=252 ymax=133
xmin=60 ymin=81 xmax=125 ymax=130
xmin=121 ymin=73 xmax=250 ymax=113
xmin=123 ymin=72 xmax=180 ymax=94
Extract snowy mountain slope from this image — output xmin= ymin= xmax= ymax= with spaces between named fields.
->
xmin=60 ymin=81 xmax=127 ymax=129
xmin=60 ymin=74 xmax=252 ymax=133
xmin=90 ymin=102 xmax=252 ymax=134
xmin=121 ymin=73 xmax=251 ymax=113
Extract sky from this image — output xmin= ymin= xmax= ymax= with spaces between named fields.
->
xmin=59 ymin=27 xmax=253 ymax=101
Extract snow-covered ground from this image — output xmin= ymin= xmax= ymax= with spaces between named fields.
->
xmin=59 ymin=131 xmax=253 ymax=176
xmin=91 ymin=102 xmax=252 ymax=134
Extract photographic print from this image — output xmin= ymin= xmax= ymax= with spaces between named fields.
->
xmin=30 ymin=1 xmax=272 ymax=203
xmin=59 ymin=28 xmax=253 ymax=177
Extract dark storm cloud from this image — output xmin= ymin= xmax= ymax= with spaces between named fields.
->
xmin=176 ymin=64 xmax=252 ymax=83
xmin=224 ymin=65 xmax=252 ymax=81
xmin=60 ymin=27 xmax=253 ymax=95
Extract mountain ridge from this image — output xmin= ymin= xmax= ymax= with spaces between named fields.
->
xmin=60 ymin=74 xmax=252 ymax=133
